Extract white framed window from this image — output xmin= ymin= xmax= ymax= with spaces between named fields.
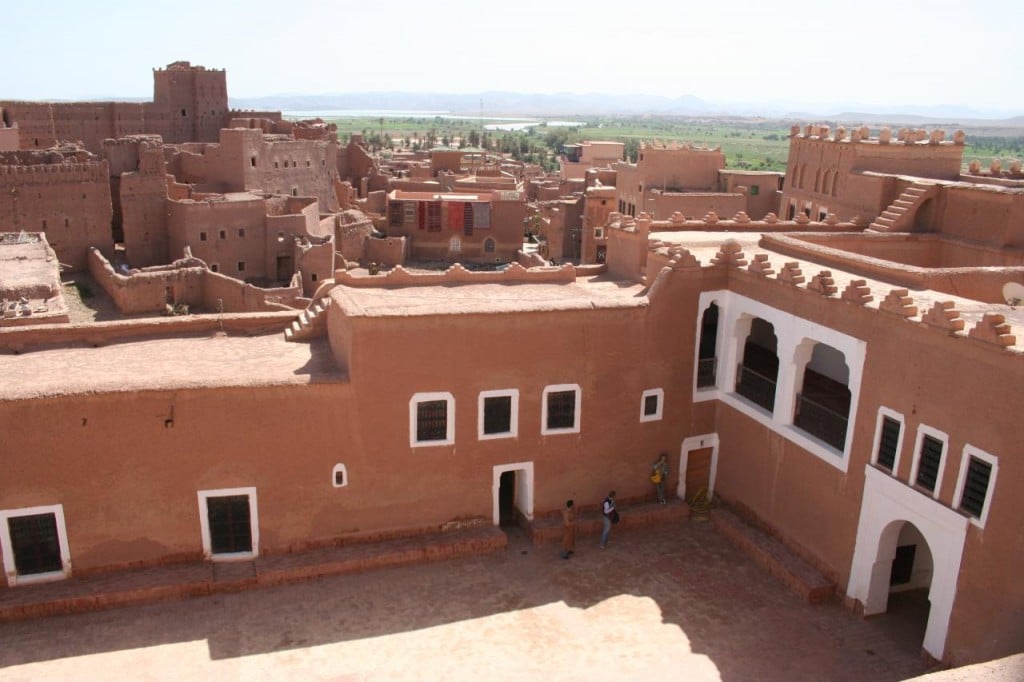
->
xmin=197 ymin=487 xmax=259 ymax=561
xmin=594 ymin=227 xmax=605 ymax=239
xmin=909 ymin=425 xmax=949 ymax=499
xmin=331 ymin=463 xmax=349 ymax=488
xmin=0 ymin=504 xmax=71 ymax=586
xmin=640 ymin=388 xmax=664 ymax=422
xmin=953 ymin=445 xmax=998 ymax=528
xmin=449 ymin=237 xmax=462 ymax=253
xmin=541 ymin=383 xmax=581 ymax=435
xmin=478 ymin=389 xmax=519 ymax=440
xmin=871 ymin=407 xmax=905 ymax=475
xmin=409 ymin=392 xmax=455 ymax=447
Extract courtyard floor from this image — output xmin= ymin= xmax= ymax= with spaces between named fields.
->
xmin=0 ymin=520 xmax=931 ymax=681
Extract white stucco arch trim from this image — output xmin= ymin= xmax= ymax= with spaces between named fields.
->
xmin=693 ymin=290 xmax=867 ymax=473
xmin=847 ymin=465 xmax=968 ymax=660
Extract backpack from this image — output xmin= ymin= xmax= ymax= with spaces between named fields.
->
xmin=650 ymin=469 xmax=663 ymax=484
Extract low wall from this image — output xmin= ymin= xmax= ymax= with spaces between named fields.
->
xmin=201 ymin=270 xmax=301 ymax=312
xmin=364 ymin=235 xmax=408 ymax=266
xmin=761 ymin=233 xmax=1024 ymax=303
xmin=334 ymin=261 xmax=576 ymax=288
xmin=0 ymin=311 xmax=299 ymax=353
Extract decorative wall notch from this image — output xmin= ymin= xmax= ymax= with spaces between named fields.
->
xmin=841 ymin=279 xmax=873 ymax=305
xmin=807 ymin=270 xmax=838 ymax=296
xmin=778 ymin=262 xmax=805 ymax=286
xmin=922 ymin=301 xmax=965 ymax=333
xmin=710 ymin=240 xmax=746 ymax=268
xmin=748 ymin=253 xmax=774 ymax=277
xmin=879 ymin=288 xmax=918 ymax=318
xmin=968 ymin=313 xmax=1016 ymax=347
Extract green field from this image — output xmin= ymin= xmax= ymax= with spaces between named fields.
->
xmin=317 ymin=115 xmax=1023 ymax=173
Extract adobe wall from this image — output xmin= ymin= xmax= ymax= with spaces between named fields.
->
xmin=643 ymin=192 xmax=746 ymax=221
xmin=152 ymin=63 xmax=228 ymax=144
xmin=938 ymin=185 xmax=1024 ymax=249
xmin=719 ymin=171 xmax=784 ymax=219
xmin=199 ymin=270 xmax=301 ymax=312
xmin=167 ymin=195 xmax=268 ymax=279
xmin=88 ymin=247 xmax=205 ymax=313
xmin=0 ymin=157 xmax=113 ymax=270
xmin=363 ymin=235 xmax=408 ymax=266
xmin=0 ymin=125 xmax=19 ymax=152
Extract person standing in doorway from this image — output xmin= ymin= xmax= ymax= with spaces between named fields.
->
xmin=651 ymin=453 xmax=669 ymax=504
xmin=560 ymin=499 xmax=576 ymax=559
xmin=600 ymin=491 xmax=617 ymax=549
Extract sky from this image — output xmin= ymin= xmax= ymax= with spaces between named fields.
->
xmin=2 ymin=0 xmax=1023 ymax=115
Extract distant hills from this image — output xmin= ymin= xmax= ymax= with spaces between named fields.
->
xmin=229 ymin=92 xmax=1024 ymax=126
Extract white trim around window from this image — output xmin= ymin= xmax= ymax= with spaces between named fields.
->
xmin=952 ymin=445 xmax=998 ymax=529
xmin=541 ymin=383 xmax=581 ymax=435
xmin=0 ymin=504 xmax=72 ymax=586
xmin=332 ymin=463 xmax=349 ymax=488
xmin=478 ymin=389 xmax=519 ymax=440
xmin=909 ymin=425 xmax=949 ymax=500
xmin=871 ymin=406 xmax=906 ymax=475
xmin=197 ymin=487 xmax=259 ymax=561
xmin=639 ymin=388 xmax=664 ymax=422
xmin=409 ymin=391 xmax=455 ymax=448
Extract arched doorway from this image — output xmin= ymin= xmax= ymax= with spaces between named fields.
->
xmin=867 ymin=520 xmax=934 ymax=651
xmin=735 ymin=317 xmax=778 ymax=413
xmin=847 ymin=467 xmax=969 ymax=660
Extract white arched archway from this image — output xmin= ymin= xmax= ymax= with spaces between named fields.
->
xmin=847 ymin=466 xmax=968 ymax=660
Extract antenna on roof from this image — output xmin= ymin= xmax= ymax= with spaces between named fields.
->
xmin=1002 ymin=281 xmax=1024 ymax=308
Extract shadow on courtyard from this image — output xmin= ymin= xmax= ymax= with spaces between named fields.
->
xmin=0 ymin=523 xmax=929 ymax=681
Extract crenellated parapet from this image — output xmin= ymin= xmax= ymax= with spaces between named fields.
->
xmin=789 ymin=123 xmax=966 ymax=147
xmin=333 ymin=261 xmax=577 ymax=288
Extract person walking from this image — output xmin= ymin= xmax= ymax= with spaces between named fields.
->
xmin=560 ymin=499 xmax=576 ymax=559
xmin=600 ymin=491 xmax=617 ymax=549
xmin=651 ymin=453 xmax=670 ymax=504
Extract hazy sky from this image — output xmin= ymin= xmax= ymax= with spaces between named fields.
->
xmin=2 ymin=0 xmax=1022 ymax=114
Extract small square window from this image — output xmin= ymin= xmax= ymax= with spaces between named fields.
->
xmin=237 ymin=261 xmax=246 ymax=273
xmin=910 ymin=427 xmax=948 ymax=498
xmin=210 ymin=263 xmax=219 ymax=272
xmin=219 ymin=230 xmax=227 ymax=240
xmin=199 ymin=231 xmax=207 ymax=242
xmin=238 ymin=228 xmax=246 ymax=238
xmin=332 ymin=464 xmax=348 ymax=488
xmin=542 ymin=384 xmax=580 ymax=435
xmin=479 ymin=390 xmax=518 ymax=440
xmin=640 ymin=388 xmax=664 ymax=422
xmin=0 ymin=504 xmax=71 ymax=585
xmin=410 ymin=392 xmax=455 ymax=447
xmin=750 ymin=185 xmax=760 ymax=196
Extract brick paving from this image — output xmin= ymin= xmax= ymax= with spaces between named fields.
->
xmin=0 ymin=517 xmax=932 ymax=681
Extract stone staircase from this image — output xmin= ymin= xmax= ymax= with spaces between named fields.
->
xmin=711 ymin=506 xmax=836 ymax=604
xmin=284 ymin=297 xmax=329 ymax=342
xmin=868 ymin=181 xmax=935 ymax=232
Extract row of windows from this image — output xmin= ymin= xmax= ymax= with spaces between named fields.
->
xmin=271 ymin=160 xmax=317 ymax=169
xmin=207 ymin=262 xmax=246 ymax=274
xmin=199 ymin=228 xmax=246 ymax=241
xmin=793 ymin=164 xmax=839 ymax=197
xmin=409 ymin=386 xmax=664 ymax=447
xmin=871 ymin=408 xmax=998 ymax=527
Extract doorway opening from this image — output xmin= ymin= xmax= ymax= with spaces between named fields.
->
xmin=276 ymin=254 xmax=293 ymax=282
xmin=491 ymin=462 xmax=534 ymax=529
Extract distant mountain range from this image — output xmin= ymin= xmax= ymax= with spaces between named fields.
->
xmin=229 ymin=92 xmax=1024 ymax=125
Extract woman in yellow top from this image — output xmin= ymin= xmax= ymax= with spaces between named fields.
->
xmin=651 ymin=453 xmax=669 ymax=504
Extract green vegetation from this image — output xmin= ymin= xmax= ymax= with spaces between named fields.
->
xmin=321 ymin=115 xmax=793 ymax=171
xmin=318 ymin=114 xmax=1024 ymax=173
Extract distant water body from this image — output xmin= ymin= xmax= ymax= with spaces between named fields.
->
xmin=283 ymin=110 xmax=585 ymax=131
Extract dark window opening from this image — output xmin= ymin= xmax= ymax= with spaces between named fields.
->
xmin=416 ymin=400 xmax=448 ymax=442
xmin=334 ymin=469 xmax=345 ymax=486
xmin=959 ymin=457 xmax=992 ymax=518
xmin=206 ymin=495 xmax=252 ymax=554
xmin=794 ymin=368 xmax=851 ymax=450
xmin=311 ymin=273 xmax=318 ymax=282
xmin=890 ymin=544 xmax=916 ymax=585
xmin=211 ymin=263 xmax=219 ymax=272
xmin=238 ymin=228 xmax=245 ymax=238
xmin=250 ymin=157 xmax=257 ymax=167
xmin=8 ymin=513 xmax=62 ymax=575
xmin=546 ymin=391 xmax=576 ymax=430
xmin=199 ymin=231 xmax=207 ymax=241
xmin=876 ymin=417 xmax=901 ymax=471
xmin=181 ymin=108 xmax=187 ymax=117
xmin=697 ymin=304 xmax=719 ymax=387
xmin=915 ymin=435 xmax=944 ymax=492
xmin=484 ymin=238 xmax=495 ymax=253
xmin=750 ymin=185 xmax=760 ymax=196
xmin=483 ymin=395 xmax=512 ymax=435
xmin=219 ymin=230 xmax=227 ymax=240
xmin=643 ymin=394 xmax=659 ymax=416
xmin=736 ymin=319 xmax=778 ymax=412
xmin=237 ymin=261 xmax=245 ymax=272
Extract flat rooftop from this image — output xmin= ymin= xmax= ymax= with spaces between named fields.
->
xmin=331 ymin=275 xmax=648 ymax=318
xmin=0 ymin=333 xmax=343 ymax=400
